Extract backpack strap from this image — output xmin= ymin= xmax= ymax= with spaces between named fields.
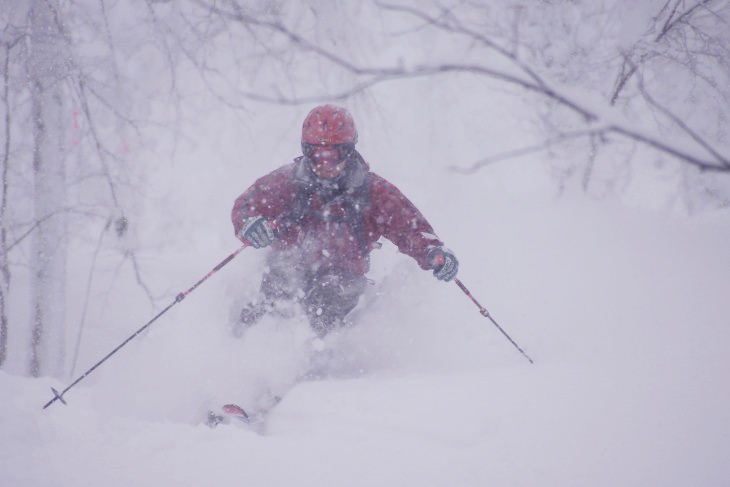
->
xmin=288 ymin=155 xmax=372 ymax=257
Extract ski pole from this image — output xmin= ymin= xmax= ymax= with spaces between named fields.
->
xmin=43 ymin=244 xmax=249 ymax=410
xmin=453 ymin=278 xmax=534 ymax=364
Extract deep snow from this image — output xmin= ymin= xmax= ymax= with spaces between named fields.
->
xmin=3 ymin=191 xmax=730 ymax=487
xmin=4 ymin=2 xmax=730 ymax=485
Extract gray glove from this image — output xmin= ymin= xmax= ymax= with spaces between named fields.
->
xmin=239 ymin=216 xmax=275 ymax=248
xmin=427 ymin=247 xmax=459 ymax=282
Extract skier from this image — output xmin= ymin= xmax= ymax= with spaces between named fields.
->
xmin=231 ymin=104 xmax=458 ymax=337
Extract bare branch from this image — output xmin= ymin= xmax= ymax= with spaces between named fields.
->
xmin=201 ymin=1 xmax=729 ymax=173
xmin=636 ymin=80 xmax=730 ymax=170
xmin=124 ymin=249 xmax=156 ymax=306
xmin=376 ymin=1 xmax=551 ymax=92
xmin=612 ymin=0 xmax=721 ymax=104
xmin=69 ymin=218 xmax=107 ymax=377
xmin=449 ymin=129 xmax=600 ymax=174
xmin=607 ymin=124 xmax=728 ymax=172
xmin=656 ymin=0 xmax=716 ymax=43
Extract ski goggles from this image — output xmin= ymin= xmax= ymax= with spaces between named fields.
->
xmin=303 ymin=143 xmax=354 ymax=178
xmin=303 ymin=143 xmax=353 ymax=164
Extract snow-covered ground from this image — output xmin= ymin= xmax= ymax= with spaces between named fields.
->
xmin=3 ymin=189 xmax=730 ymax=486
xmin=4 ymin=2 xmax=730 ymax=485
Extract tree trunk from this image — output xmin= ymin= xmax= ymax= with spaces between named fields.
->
xmin=0 ymin=44 xmax=10 ymax=368
xmin=28 ymin=0 xmax=68 ymax=377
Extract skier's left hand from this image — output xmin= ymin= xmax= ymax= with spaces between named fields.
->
xmin=427 ymin=247 xmax=459 ymax=282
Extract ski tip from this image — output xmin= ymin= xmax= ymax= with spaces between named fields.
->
xmin=205 ymin=403 xmax=271 ymax=430
xmin=222 ymin=403 xmax=251 ymax=423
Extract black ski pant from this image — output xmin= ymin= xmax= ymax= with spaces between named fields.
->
xmin=239 ymin=252 xmax=367 ymax=337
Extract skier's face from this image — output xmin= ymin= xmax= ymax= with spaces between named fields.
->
xmin=306 ymin=145 xmax=349 ymax=179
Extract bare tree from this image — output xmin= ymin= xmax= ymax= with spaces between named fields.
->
xmin=185 ymin=0 xmax=730 ymax=192
xmin=4 ymin=0 xmax=728 ymax=376
xmin=1 ymin=0 xmax=161 ymax=376
xmin=1 ymin=0 xmax=292 ymax=376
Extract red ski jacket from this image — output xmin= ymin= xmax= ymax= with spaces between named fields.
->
xmin=232 ymin=153 xmax=443 ymax=277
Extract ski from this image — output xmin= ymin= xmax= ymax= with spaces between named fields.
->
xmin=206 ymin=403 xmax=253 ymax=428
xmin=206 ymin=395 xmax=281 ymax=430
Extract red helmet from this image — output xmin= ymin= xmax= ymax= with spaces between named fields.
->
xmin=301 ymin=105 xmax=358 ymax=146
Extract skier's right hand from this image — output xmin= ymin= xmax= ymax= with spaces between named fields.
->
xmin=238 ymin=216 xmax=275 ymax=248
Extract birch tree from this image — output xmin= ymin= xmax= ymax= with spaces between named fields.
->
xmin=0 ymin=36 xmax=13 ymax=367
xmin=27 ymin=0 xmax=69 ymax=377
xmin=1 ymin=0 xmax=274 ymax=376
xmin=1 ymin=0 xmax=156 ymax=376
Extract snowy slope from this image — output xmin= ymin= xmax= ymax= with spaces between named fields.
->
xmin=4 ymin=2 xmax=730 ymax=485
xmin=3 ymin=195 xmax=730 ymax=487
